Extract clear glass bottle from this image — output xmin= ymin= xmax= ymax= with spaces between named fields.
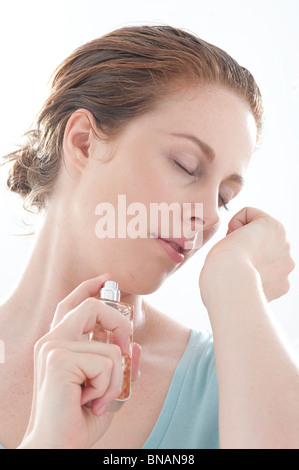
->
xmin=89 ymin=280 xmax=134 ymax=402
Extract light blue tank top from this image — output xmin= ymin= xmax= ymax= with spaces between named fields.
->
xmin=143 ymin=328 xmax=219 ymax=449
xmin=0 ymin=329 xmax=219 ymax=449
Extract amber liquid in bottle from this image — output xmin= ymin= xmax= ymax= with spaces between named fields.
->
xmin=89 ymin=281 xmax=134 ymax=402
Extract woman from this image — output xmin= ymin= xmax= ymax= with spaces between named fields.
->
xmin=0 ymin=25 xmax=297 ymax=449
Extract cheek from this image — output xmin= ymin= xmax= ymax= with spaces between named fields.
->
xmin=132 ymin=173 xmax=166 ymax=203
xmin=202 ymin=221 xmax=220 ymax=245
xmin=90 ymin=237 xmax=170 ymax=294
xmin=139 ymin=176 xmax=178 ymax=208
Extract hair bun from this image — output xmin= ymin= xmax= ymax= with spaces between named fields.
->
xmin=4 ymin=129 xmax=43 ymax=210
xmin=7 ymin=148 xmax=33 ymax=196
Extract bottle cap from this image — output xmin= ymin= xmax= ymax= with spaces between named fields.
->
xmin=100 ymin=280 xmax=120 ymax=302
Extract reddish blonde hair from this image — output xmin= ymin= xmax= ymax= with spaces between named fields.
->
xmin=3 ymin=25 xmax=263 ymax=211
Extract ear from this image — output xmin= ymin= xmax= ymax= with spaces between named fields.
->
xmin=63 ymin=108 xmax=98 ymax=172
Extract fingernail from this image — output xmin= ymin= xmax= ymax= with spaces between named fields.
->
xmin=98 ymin=273 xmax=112 ymax=279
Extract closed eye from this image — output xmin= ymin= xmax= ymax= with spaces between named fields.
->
xmin=174 ymin=160 xmax=197 ymax=177
xmin=174 ymin=159 xmax=230 ymax=210
xmin=219 ymin=195 xmax=229 ymax=211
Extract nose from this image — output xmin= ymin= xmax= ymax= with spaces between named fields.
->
xmin=202 ymin=201 xmax=220 ymax=231
xmin=182 ymin=200 xmax=220 ymax=248
xmin=186 ymin=202 xmax=220 ymax=231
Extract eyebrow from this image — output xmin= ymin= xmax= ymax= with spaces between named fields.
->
xmin=170 ymin=132 xmax=215 ymax=163
xmin=170 ymin=132 xmax=244 ymax=187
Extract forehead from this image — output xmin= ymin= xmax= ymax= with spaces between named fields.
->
xmin=139 ymin=84 xmax=257 ymax=163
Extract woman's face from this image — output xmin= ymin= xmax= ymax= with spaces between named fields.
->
xmin=66 ymin=84 xmax=257 ymax=294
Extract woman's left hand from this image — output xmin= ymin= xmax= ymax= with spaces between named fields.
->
xmin=199 ymin=207 xmax=295 ymax=305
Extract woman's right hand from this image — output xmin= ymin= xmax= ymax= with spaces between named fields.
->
xmin=18 ymin=273 xmax=141 ymax=449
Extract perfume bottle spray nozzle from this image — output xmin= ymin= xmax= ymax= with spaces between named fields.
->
xmin=100 ymin=280 xmax=120 ymax=302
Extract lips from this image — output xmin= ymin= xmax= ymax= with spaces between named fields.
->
xmin=166 ymin=240 xmax=182 ymax=252
xmin=151 ymin=232 xmax=196 ymax=264
xmin=159 ymin=237 xmax=194 ymax=255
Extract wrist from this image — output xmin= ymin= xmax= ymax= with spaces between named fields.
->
xmin=199 ymin=250 xmax=262 ymax=309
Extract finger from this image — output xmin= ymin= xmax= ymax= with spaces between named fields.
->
xmin=35 ymin=339 xmax=124 ymax=407
xmin=50 ymin=297 xmax=132 ymax=354
xmin=80 ymin=345 xmax=124 ymax=407
xmin=227 ymin=207 xmax=266 ymax=234
xmin=36 ymin=339 xmax=122 ymax=385
xmin=131 ymin=342 xmax=142 ymax=383
xmin=90 ymin=342 xmax=141 ymax=416
xmin=51 ymin=273 xmax=112 ymax=329
xmin=55 ymin=350 xmax=122 ymax=409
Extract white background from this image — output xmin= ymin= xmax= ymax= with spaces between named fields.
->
xmin=0 ymin=0 xmax=298 ymax=347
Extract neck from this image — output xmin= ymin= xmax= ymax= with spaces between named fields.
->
xmin=2 ymin=208 xmax=146 ymax=343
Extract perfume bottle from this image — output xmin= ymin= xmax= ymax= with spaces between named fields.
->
xmin=89 ymin=280 xmax=134 ymax=402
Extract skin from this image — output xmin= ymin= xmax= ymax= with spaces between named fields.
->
xmin=0 ymin=83 xmax=296 ymax=448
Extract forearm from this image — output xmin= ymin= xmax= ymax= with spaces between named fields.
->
xmin=202 ymin=255 xmax=299 ymax=449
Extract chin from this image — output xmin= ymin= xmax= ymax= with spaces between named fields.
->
xmin=95 ymin=237 xmax=195 ymax=295
xmin=110 ymin=264 xmax=169 ymax=296
xmin=124 ymin=275 xmax=168 ymax=296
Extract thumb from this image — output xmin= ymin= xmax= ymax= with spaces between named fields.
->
xmin=227 ymin=216 xmax=244 ymax=234
xmin=226 ymin=207 xmax=265 ymax=235
xmin=227 ymin=209 xmax=249 ymax=234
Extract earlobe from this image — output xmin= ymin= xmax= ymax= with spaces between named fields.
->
xmin=63 ymin=109 xmax=97 ymax=171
